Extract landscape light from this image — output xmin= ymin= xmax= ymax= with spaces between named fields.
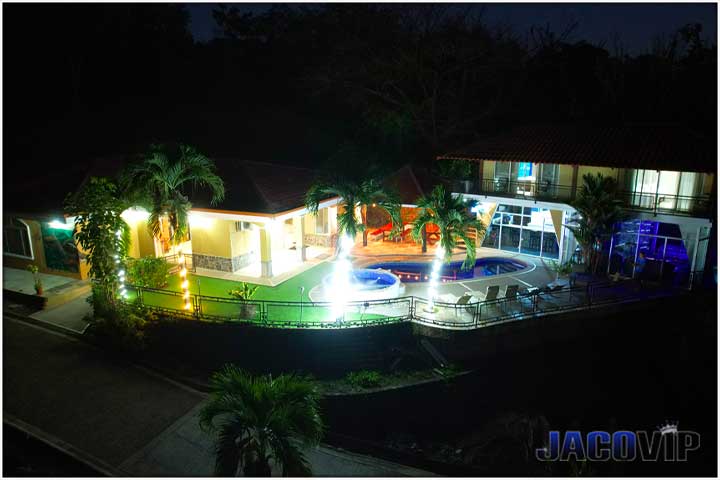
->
xmin=178 ymin=250 xmax=191 ymax=311
xmin=329 ymin=234 xmax=354 ymax=322
xmin=425 ymin=245 xmax=445 ymax=312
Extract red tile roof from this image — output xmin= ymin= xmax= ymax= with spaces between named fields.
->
xmin=191 ymin=160 xmax=329 ymax=214
xmin=438 ymin=124 xmax=716 ymax=173
xmin=383 ymin=165 xmax=433 ymax=205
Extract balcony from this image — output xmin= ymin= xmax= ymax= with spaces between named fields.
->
xmin=448 ymin=178 xmax=713 ymax=218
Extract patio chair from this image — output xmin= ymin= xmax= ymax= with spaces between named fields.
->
xmin=504 ymin=284 xmax=519 ymax=299
xmin=369 ymin=222 xmax=392 ymax=241
xmin=474 ymin=285 xmax=500 ymax=301
xmin=455 ymin=292 xmax=477 ymax=317
xmin=501 ymin=284 xmax=521 ymax=315
xmin=473 ymin=285 xmax=502 ymax=323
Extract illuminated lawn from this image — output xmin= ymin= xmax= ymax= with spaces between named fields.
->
xmin=170 ymin=262 xmax=335 ymax=302
xmin=127 ymin=262 xmax=397 ymax=324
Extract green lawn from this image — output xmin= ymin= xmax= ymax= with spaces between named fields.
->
xmin=165 ymin=262 xmax=335 ymax=301
xmin=126 ymin=262 xmax=399 ymax=324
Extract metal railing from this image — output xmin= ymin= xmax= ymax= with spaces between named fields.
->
xmin=123 ymin=280 xmax=686 ymax=330
xmin=449 ymin=179 xmax=712 ymax=217
xmin=162 ymin=253 xmax=196 ymax=274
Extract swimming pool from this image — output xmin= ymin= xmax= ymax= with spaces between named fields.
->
xmin=367 ymin=257 xmax=529 ymax=283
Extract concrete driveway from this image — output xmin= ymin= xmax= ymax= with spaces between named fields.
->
xmin=4 ymin=317 xmax=434 ymax=476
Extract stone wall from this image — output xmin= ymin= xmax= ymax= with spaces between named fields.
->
xmin=231 ymin=253 xmax=254 ymax=271
xmin=193 ymin=253 xmax=233 ymax=272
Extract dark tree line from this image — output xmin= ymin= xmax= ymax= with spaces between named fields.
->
xmin=4 ymin=3 xmax=716 ymax=182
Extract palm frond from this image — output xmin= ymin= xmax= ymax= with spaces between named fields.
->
xmin=411 ymin=210 xmax=435 ymax=243
xmin=199 ymin=366 xmax=323 ymax=477
xmin=213 ymin=418 xmax=246 ymax=476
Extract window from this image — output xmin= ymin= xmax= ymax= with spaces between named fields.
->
xmin=485 ymin=204 xmax=563 ymax=259
xmin=315 ymin=208 xmax=329 ymax=234
xmin=493 ymin=162 xmax=511 ymax=192
xmin=4 ymin=218 xmax=33 ymax=259
xmin=235 ymin=221 xmax=252 ymax=232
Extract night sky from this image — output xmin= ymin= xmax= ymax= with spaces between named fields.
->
xmin=187 ymin=3 xmax=717 ymax=54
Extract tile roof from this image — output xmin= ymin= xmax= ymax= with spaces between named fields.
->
xmin=439 ymin=124 xmax=716 ymax=173
xmin=383 ymin=164 xmax=434 ymax=205
xmin=190 ymin=159 xmax=327 ymax=215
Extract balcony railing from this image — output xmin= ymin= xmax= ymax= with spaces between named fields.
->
xmin=449 ymin=179 xmax=712 ymax=217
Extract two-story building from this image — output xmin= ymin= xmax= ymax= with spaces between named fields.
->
xmin=438 ymin=124 xmax=715 ymax=284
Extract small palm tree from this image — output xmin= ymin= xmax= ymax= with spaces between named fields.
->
xmin=199 ymin=365 xmax=324 ymax=477
xmin=121 ymin=143 xmax=225 ymax=247
xmin=412 ymin=184 xmax=485 ymax=270
xmin=306 ymin=175 xmax=401 ymax=248
xmin=565 ymin=173 xmax=624 ymax=274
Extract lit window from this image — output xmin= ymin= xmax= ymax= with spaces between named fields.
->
xmin=4 ymin=218 xmax=33 ymax=259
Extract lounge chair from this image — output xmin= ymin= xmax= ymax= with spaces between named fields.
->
xmin=369 ymin=222 xmax=393 ymax=240
xmin=504 ymin=284 xmax=519 ymax=299
xmin=501 ymin=284 xmax=521 ymax=315
xmin=474 ymin=285 xmax=500 ymax=301
xmin=473 ymin=285 xmax=502 ymax=323
xmin=455 ymin=293 xmax=476 ymax=318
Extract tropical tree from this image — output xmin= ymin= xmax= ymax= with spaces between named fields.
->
xmin=306 ymin=174 xmax=401 ymax=248
xmin=411 ymin=184 xmax=485 ymax=270
xmin=198 ymin=365 xmax=324 ymax=477
xmin=64 ymin=177 xmax=131 ymax=303
xmin=565 ymin=173 xmax=624 ymax=274
xmin=120 ymin=143 xmax=225 ymax=248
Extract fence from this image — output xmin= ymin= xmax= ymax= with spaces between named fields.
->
xmin=162 ymin=253 xmax=196 ymax=274
xmin=123 ymin=279 xmax=685 ymax=330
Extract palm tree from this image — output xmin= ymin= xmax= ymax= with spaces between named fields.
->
xmin=306 ymin=176 xmax=401 ymax=248
xmin=565 ymin=173 xmax=624 ymax=274
xmin=411 ymin=184 xmax=485 ymax=270
xmin=198 ymin=365 xmax=324 ymax=477
xmin=121 ymin=143 xmax=225 ymax=247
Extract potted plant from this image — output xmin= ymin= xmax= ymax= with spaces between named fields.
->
xmin=27 ymin=264 xmax=43 ymax=295
xmin=228 ymin=282 xmax=260 ymax=320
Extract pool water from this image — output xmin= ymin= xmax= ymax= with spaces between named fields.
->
xmin=367 ymin=257 xmax=528 ymax=283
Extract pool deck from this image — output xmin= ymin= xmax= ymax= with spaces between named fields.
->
xmin=352 ymin=247 xmax=558 ymax=300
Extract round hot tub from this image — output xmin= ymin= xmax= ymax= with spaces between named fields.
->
xmin=310 ymin=268 xmax=401 ymax=302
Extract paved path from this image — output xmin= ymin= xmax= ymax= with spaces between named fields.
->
xmin=3 ymin=316 xmax=435 ymax=476
xmin=120 ymin=402 xmax=433 ymax=477
xmin=3 ymin=267 xmax=75 ymax=294
xmin=29 ymin=296 xmax=91 ymax=333
xmin=3 ymin=318 xmax=204 ymax=472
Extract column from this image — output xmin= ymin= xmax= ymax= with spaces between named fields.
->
xmin=259 ymin=226 xmax=273 ymax=278
xmin=478 ymin=160 xmax=484 ymax=192
xmin=570 ymin=165 xmax=579 ymax=200
xmin=293 ymin=215 xmax=306 ymax=262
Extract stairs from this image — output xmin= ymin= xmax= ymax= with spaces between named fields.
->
xmin=455 ymin=228 xmax=479 ymax=252
xmin=44 ymin=280 xmax=92 ymax=309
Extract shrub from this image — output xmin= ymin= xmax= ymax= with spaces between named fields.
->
xmin=126 ymin=256 xmax=171 ymax=288
xmin=437 ymin=159 xmax=473 ymax=180
xmin=86 ymin=285 xmax=157 ymax=353
xmin=345 ymin=370 xmax=383 ymax=389
xmin=550 ymin=260 xmax=574 ymax=277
